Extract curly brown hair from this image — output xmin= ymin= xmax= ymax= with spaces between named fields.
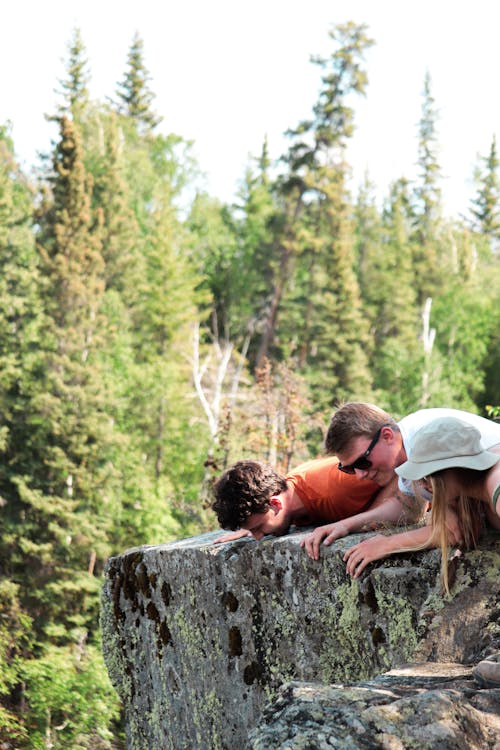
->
xmin=212 ymin=460 xmax=287 ymax=530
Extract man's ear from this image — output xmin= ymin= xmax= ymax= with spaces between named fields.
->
xmin=269 ymin=495 xmax=283 ymax=513
xmin=381 ymin=425 xmax=395 ymax=443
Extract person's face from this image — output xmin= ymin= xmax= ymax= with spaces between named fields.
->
xmin=336 ymin=426 xmax=402 ymax=486
xmin=241 ymin=498 xmax=291 ymax=540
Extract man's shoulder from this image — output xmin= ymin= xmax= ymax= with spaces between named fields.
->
xmin=288 ymin=456 xmax=339 ymax=476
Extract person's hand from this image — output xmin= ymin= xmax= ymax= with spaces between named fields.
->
xmin=343 ymin=534 xmax=392 ymax=578
xmin=213 ymin=529 xmax=252 ymax=544
xmin=300 ymin=521 xmax=350 ymax=560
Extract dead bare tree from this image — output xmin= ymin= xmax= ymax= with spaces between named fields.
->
xmin=192 ymin=320 xmax=253 ymax=500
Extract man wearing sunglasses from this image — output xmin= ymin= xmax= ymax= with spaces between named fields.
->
xmin=316 ymin=401 xmax=500 ymax=574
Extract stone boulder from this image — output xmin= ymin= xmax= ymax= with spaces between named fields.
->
xmin=249 ymin=664 xmax=500 ymax=749
xmin=100 ymin=529 xmax=499 ymax=749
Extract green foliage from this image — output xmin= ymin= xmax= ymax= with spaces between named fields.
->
xmin=412 ymin=71 xmax=445 ymax=303
xmin=0 ymin=581 xmax=31 ymax=746
xmin=187 ymin=191 xmax=239 ymax=336
xmin=414 ymin=71 xmax=442 ymax=230
xmin=116 ymin=32 xmax=161 ymax=132
xmin=1 ymin=20 xmax=500 ymax=748
xmin=88 ymin=112 xmax=141 ymax=295
xmin=431 ymin=270 xmax=500 ymax=409
xmin=21 ymin=644 xmax=121 ymax=749
xmin=229 ymin=143 xmax=279 ymax=356
xmin=470 ymin=134 xmax=500 ymax=242
xmin=273 ymin=21 xmax=375 ymax=407
xmin=56 ymin=27 xmax=91 ymax=119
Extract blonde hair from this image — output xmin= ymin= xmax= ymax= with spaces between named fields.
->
xmin=419 ymin=471 xmax=481 ymax=594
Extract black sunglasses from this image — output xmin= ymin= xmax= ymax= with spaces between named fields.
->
xmin=338 ymin=424 xmax=389 ymax=475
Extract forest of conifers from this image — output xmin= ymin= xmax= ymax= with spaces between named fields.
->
xmin=1 ymin=20 xmax=500 ymax=748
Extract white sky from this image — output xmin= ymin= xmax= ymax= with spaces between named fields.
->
xmin=2 ymin=1 xmax=499 ymax=218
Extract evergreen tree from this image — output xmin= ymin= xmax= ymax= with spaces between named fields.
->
xmin=470 ymin=134 xmax=500 ymax=244
xmin=116 ymin=32 xmax=161 ymax=132
xmin=354 ymin=172 xmax=381 ymax=298
xmin=411 ymin=71 xmax=444 ymax=303
xmin=268 ymin=22 xmax=375 ymax=407
xmin=414 ymin=72 xmax=442 ymax=234
xmin=187 ymin=191 xmax=238 ymax=337
xmin=20 ymin=114 xmax=117 ymax=637
xmin=0 ymin=581 xmax=31 ymax=746
xmin=293 ymin=178 xmax=373 ymax=407
xmin=363 ymin=179 xmax=418 ymax=351
xmin=0 ymin=126 xmax=42 ymax=745
xmin=0 ymin=125 xmax=42 ymax=403
xmin=93 ymin=113 xmax=141 ymax=294
xmin=56 ymin=27 xmax=91 ymax=119
xmin=360 ymin=180 xmax=424 ymax=413
xmin=112 ymin=34 xmax=207 ymax=533
xmin=131 ymin=180 xmax=207 ymax=505
xmin=226 ymin=139 xmax=278 ymax=361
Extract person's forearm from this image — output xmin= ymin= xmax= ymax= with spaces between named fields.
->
xmin=343 ymin=524 xmax=435 ymax=577
xmin=370 ymin=479 xmax=426 ymax=524
xmin=380 ymin=524 xmax=433 ymax=553
xmin=342 ymin=496 xmax=407 ymax=533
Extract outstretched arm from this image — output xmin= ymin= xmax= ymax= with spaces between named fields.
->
xmin=343 ymin=502 xmax=462 ymax=578
xmin=213 ymin=529 xmax=252 ymax=544
xmin=301 ymin=478 xmax=419 ymax=561
xmin=343 ymin=525 xmax=433 ymax=577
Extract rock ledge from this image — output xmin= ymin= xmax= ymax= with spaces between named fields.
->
xmin=101 ymin=530 xmax=500 ymax=749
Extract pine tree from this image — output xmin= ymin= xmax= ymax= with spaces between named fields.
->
xmin=0 ymin=126 xmax=42 ymax=746
xmin=22 ymin=114 xmax=116 ymax=636
xmin=363 ymin=178 xmax=419 ymax=351
xmin=93 ymin=113 xmax=141 ymax=293
xmin=131 ymin=180 xmax=204 ymax=493
xmin=470 ymin=134 xmax=500 ymax=244
xmin=0 ymin=120 xmax=122 ymax=746
xmin=112 ymin=33 xmax=208 ymax=533
xmin=116 ymin=32 xmax=161 ymax=132
xmin=186 ymin=191 xmax=238 ymax=336
xmin=294 ymin=178 xmax=373 ymax=408
xmin=265 ymin=22 xmax=375 ymax=407
xmin=411 ymin=71 xmax=444 ymax=303
xmin=360 ymin=179 xmax=424 ymax=413
xmin=227 ymin=139 xmax=278 ymax=362
xmin=354 ymin=172 xmax=381 ymax=298
xmin=56 ymin=27 xmax=91 ymax=119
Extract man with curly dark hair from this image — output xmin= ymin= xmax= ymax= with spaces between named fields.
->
xmin=212 ymin=455 xmax=408 ymax=546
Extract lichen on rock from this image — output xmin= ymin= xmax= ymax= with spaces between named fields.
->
xmin=100 ymin=529 xmax=500 ymax=749
xmin=249 ymin=665 xmax=500 ymax=749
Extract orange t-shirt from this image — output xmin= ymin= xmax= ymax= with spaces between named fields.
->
xmin=286 ymin=456 xmax=379 ymax=524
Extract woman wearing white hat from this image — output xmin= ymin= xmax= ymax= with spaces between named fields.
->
xmin=395 ymin=416 xmax=500 ymax=587
xmin=395 ymin=415 xmax=500 ymax=688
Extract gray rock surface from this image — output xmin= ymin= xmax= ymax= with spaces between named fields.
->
xmin=100 ymin=529 xmax=499 ymax=749
xmin=249 ymin=664 xmax=500 ymax=749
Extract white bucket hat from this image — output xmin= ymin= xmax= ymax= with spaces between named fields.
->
xmin=396 ymin=416 xmax=500 ymax=481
